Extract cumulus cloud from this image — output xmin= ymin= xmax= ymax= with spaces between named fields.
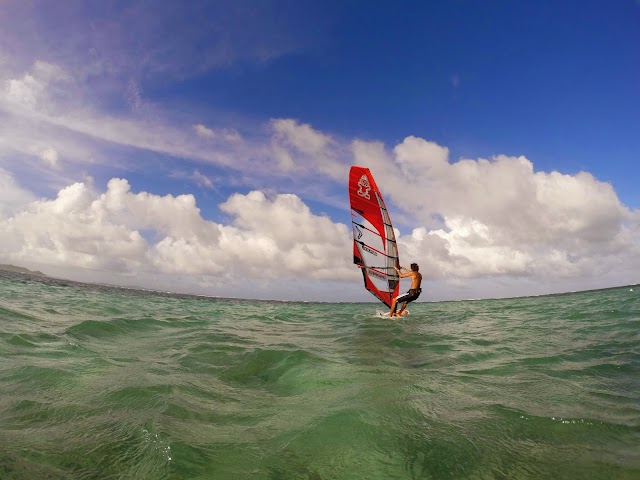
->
xmin=219 ymin=190 xmax=351 ymax=279
xmin=353 ymin=135 xmax=639 ymax=283
xmin=0 ymin=175 xmax=354 ymax=293
xmin=0 ymin=109 xmax=638 ymax=300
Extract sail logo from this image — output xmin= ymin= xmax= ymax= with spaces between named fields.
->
xmin=357 ymin=175 xmax=371 ymax=199
xmin=362 ymin=245 xmax=378 ymax=256
xmin=355 ymin=226 xmax=363 ymax=240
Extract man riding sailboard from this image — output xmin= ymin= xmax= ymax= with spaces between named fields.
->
xmin=388 ymin=263 xmax=422 ymax=317
xmin=348 ymin=165 xmax=423 ymax=317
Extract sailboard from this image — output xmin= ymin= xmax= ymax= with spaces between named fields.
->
xmin=348 ymin=166 xmax=400 ymax=308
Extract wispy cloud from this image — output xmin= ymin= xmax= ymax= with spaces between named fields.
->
xmin=0 ymin=0 xmax=332 ymax=83
xmin=169 ymin=169 xmax=215 ymax=190
xmin=194 ymin=124 xmax=216 ymax=139
xmin=0 ymin=61 xmax=247 ymax=173
xmin=0 ymin=0 xmax=341 ymax=192
xmin=194 ymin=124 xmax=242 ymax=143
xmin=270 ymin=118 xmax=348 ymax=180
xmin=1 ymin=59 xmax=353 ymax=194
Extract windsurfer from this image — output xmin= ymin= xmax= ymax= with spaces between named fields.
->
xmin=389 ymin=263 xmax=422 ymax=317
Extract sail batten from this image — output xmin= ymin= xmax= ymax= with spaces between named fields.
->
xmin=348 ymin=166 xmax=400 ymax=308
xmin=354 ymin=240 xmax=396 ymax=259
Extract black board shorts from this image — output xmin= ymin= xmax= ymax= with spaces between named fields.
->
xmin=396 ymin=288 xmax=421 ymax=304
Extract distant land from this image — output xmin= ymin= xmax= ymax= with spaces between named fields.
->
xmin=0 ymin=264 xmax=47 ymax=277
xmin=0 ymin=263 xmax=636 ymax=303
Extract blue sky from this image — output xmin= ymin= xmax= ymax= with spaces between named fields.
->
xmin=0 ymin=0 xmax=638 ymax=302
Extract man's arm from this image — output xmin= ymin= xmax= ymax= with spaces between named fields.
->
xmin=394 ymin=266 xmax=413 ymax=278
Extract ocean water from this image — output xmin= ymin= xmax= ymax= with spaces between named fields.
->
xmin=0 ymin=271 xmax=638 ymax=480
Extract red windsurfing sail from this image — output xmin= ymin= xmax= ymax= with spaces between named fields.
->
xmin=348 ymin=166 xmax=400 ymax=308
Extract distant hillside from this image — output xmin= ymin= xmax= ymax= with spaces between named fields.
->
xmin=0 ymin=264 xmax=47 ymax=277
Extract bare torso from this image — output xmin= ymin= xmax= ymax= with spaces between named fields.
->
xmin=397 ymin=267 xmax=422 ymax=290
xmin=409 ymin=272 xmax=422 ymax=290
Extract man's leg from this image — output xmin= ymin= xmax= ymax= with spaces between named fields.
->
xmin=389 ymin=297 xmax=398 ymax=317
xmin=396 ymin=302 xmax=408 ymax=316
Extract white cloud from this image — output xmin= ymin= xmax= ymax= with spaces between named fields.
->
xmin=0 ymin=175 xmax=355 ymax=296
xmin=1 ymin=3 xmax=634 ymax=301
xmin=37 ymin=147 xmax=59 ymax=168
xmin=6 ymin=74 xmax=41 ymax=108
xmin=1 ymin=61 xmax=252 ymax=176
xmin=194 ymin=124 xmax=216 ymax=138
xmin=0 ymin=167 xmax=37 ymax=218
xmin=2 ymin=60 xmax=72 ymax=112
xmin=191 ymin=170 xmax=213 ymax=189
xmin=1 ymin=62 xmax=345 ymax=196
xmin=271 ymin=118 xmax=331 ymax=157
xmin=270 ymin=118 xmax=347 ymax=179
xmin=0 ymin=97 xmax=638 ymax=301
xmin=0 ymin=140 xmax=638 ymax=301
xmin=219 ymin=190 xmax=352 ymax=279
xmin=167 ymin=169 xmax=217 ymax=190
xmin=224 ymin=130 xmax=242 ymax=143
xmin=0 ymin=180 xmax=148 ymax=271
xmin=352 ymin=136 xmax=639 ymax=285
xmin=272 ymin=143 xmax=295 ymax=172
xmin=1 ymin=63 xmax=335 ymax=197
xmin=194 ymin=123 xmax=242 ymax=142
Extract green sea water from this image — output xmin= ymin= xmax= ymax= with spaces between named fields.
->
xmin=0 ymin=271 xmax=638 ymax=479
